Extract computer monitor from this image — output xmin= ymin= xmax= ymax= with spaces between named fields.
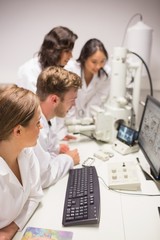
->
xmin=138 ymin=95 xmax=160 ymax=180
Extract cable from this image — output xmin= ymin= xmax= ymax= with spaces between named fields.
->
xmin=121 ymin=13 xmax=143 ymax=46
xmin=79 ymin=132 xmax=97 ymax=140
xmin=79 ymin=132 xmax=108 ymax=144
xmin=129 ymin=51 xmax=153 ymax=96
xmin=136 ymin=157 xmax=160 ymax=189
xmin=98 ymin=175 xmax=160 ymax=197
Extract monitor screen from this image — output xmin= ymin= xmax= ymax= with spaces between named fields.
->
xmin=138 ymin=95 xmax=160 ymax=180
xmin=117 ymin=124 xmax=138 ymax=146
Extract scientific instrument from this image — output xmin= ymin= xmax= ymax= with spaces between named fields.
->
xmin=66 ymin=47 xmax=142 ymax=143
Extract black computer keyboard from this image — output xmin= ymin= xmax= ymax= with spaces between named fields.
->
xmin=62 ymin=166 xmax=100 ymax=226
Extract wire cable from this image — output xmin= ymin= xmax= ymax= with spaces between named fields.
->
xmin=121 ymin=13 xmax=143 ymax=46
xmin=98 ymin=175 xmax=160 ymax=197
xmin=129 ymin=51 xmax=153 ymax=96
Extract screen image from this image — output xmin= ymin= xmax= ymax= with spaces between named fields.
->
xmin=117 ymin=124 xmax=138 ymax=146
xmin=138 ymin=95 xmax=160 ymax=180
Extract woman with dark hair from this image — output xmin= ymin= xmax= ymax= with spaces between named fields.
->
xmin=65 ymin=38 xmax=111 ymax=118
xmin=16 ymin=26 xmax=78 ymax=93
xmin=16 ymin=26 xmax=78 ymax=143
xmin=38 ymin=26 xmax=77 ymax=70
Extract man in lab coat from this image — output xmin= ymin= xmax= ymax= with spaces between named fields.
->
xmin=34 ymin=66 xmax=82 ymax=189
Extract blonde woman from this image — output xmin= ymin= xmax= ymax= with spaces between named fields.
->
xmin=0 ymin=84 xmax=43 ymax=240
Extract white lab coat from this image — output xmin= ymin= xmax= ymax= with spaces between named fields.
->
xmin=16 ymin=57 xmax=41 ymax=93
xmin=0 ymin=148 xmax=43 ymax=230
xmin=16 ymin=57 xmax=67 ymax=140
xmin=33 ymin=113 xmax=74 ymax=189
xmin=64 ymin=58 xmax=111 ymax=118
xmin=39 ymin=114 xmax=60 ymax=155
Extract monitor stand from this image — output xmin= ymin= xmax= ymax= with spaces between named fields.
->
xmin=150 ymin=169 xmax=160 ymax=181
xmin=149 ymin=168 xmax=160 ymax=191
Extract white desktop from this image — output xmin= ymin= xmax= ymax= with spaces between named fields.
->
xmin=13 ymin=134 xmax=160 ymax=240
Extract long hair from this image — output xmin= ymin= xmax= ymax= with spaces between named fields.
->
xmin=77 ymin=38 xmax=109 ymax=77
xmin=38 ymin=26 xmax=78 ymax=69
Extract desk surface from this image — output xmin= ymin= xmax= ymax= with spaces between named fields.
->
xmin=13 ymin=135 xmax=160 ymax=240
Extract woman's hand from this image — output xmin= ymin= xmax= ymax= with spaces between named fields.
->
xmin=0 ymin=222 xmax=19 ymax=240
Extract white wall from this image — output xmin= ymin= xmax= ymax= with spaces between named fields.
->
xmin=0 ymin=0 xmax=160 ymax=90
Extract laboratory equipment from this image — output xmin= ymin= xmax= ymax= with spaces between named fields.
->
xmin=66 ymin=47 xmax=142 ymax=143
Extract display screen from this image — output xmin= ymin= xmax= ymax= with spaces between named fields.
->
xmin=138 ymin=95 xmax=160 ymax=180
xmin=117 ymin=124 xmax=138 ymax=146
